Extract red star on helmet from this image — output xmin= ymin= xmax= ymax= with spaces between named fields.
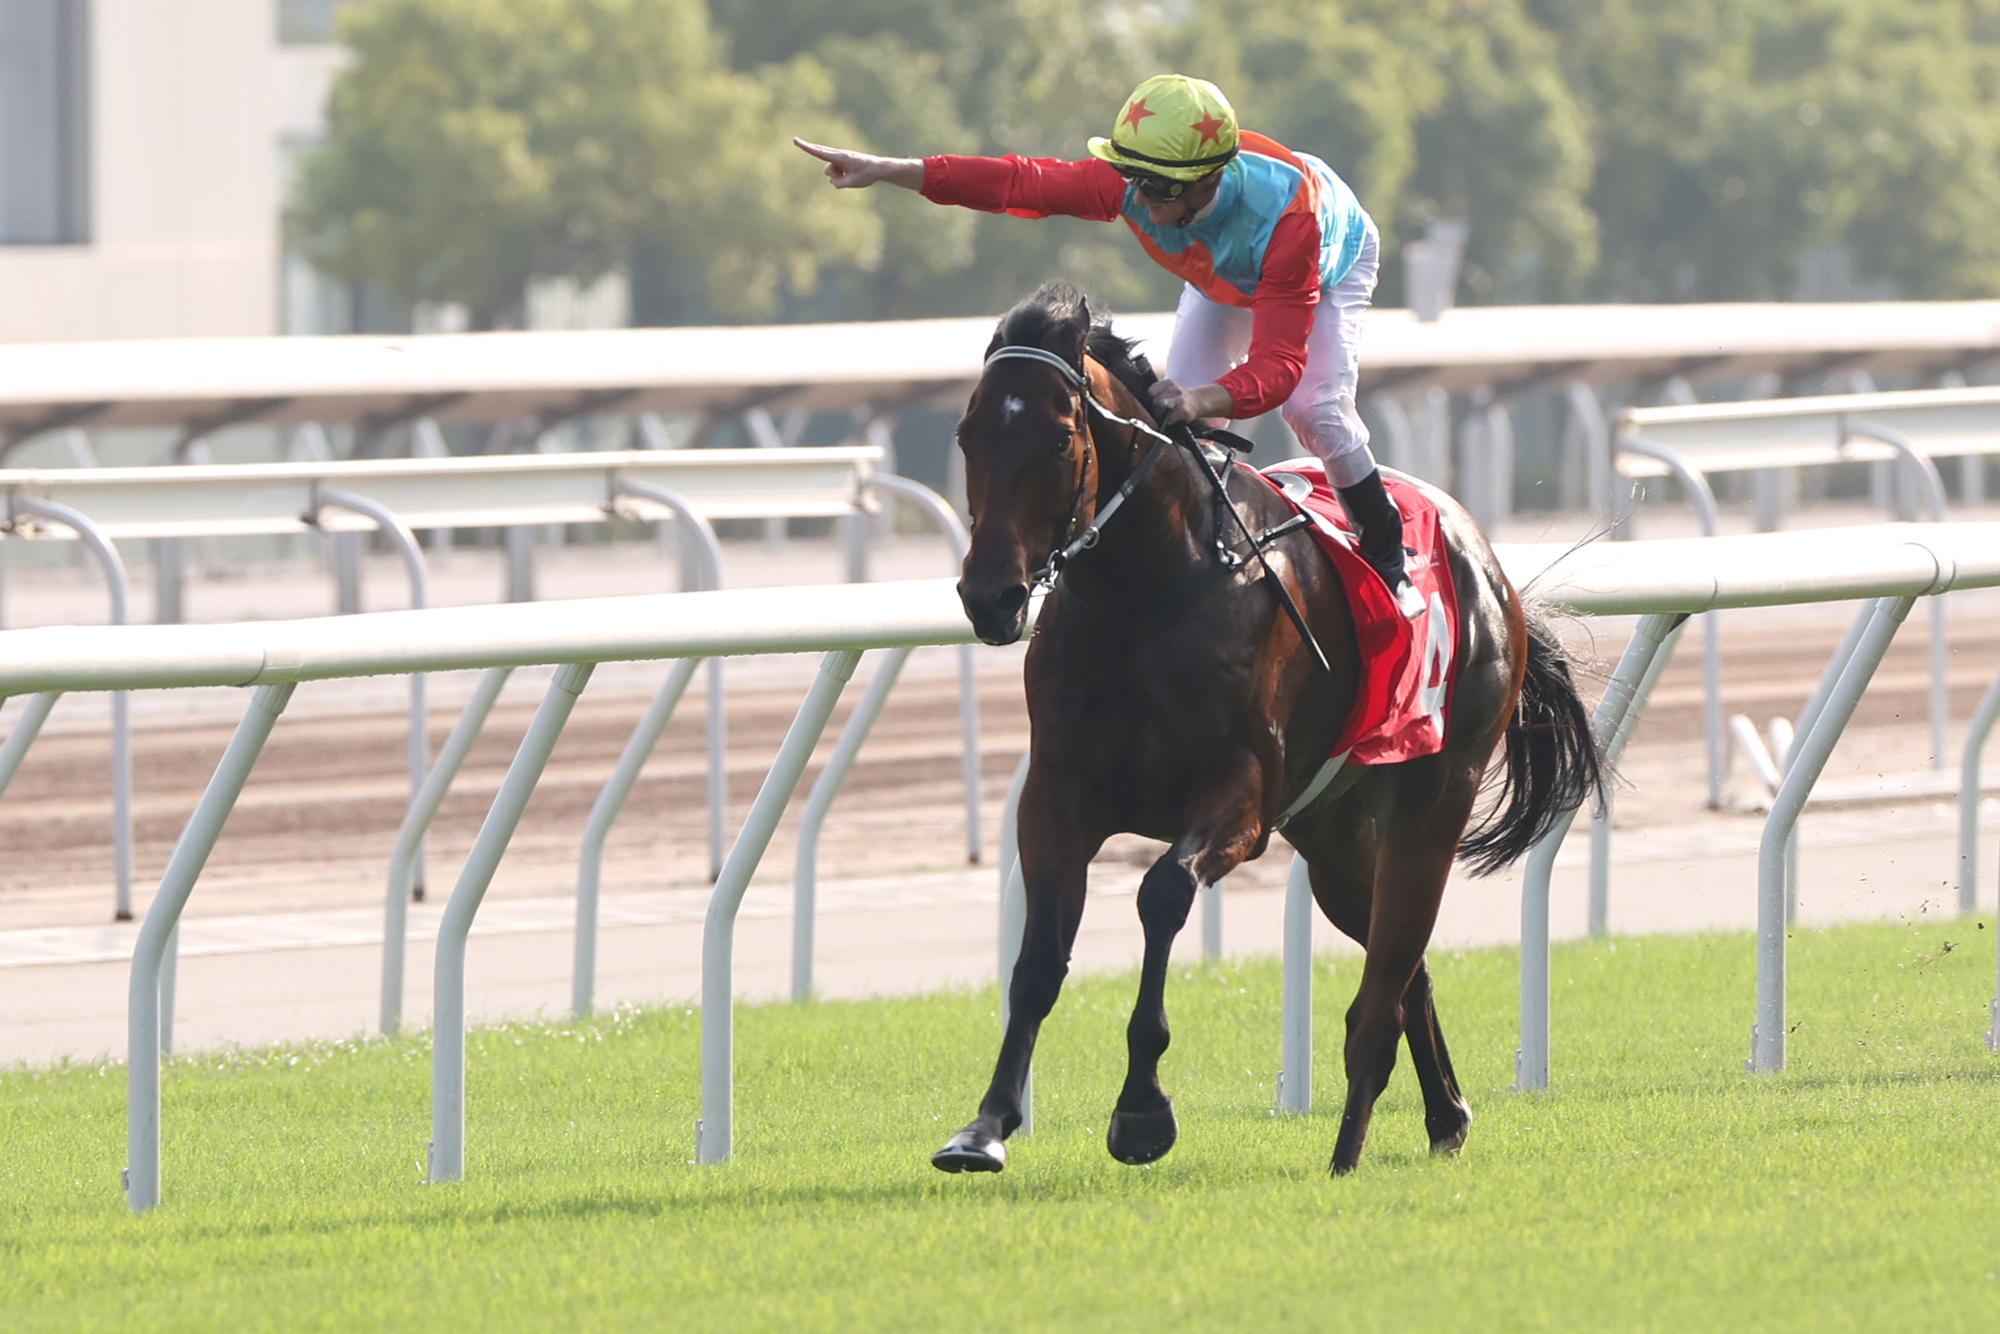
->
xmin=1191 ymin=108 xmax=1226 ymax=145
xmin=1121 ymin=98 xmax=1155 ymax=132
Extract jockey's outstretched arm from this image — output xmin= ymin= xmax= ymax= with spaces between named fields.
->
xmin=793 ymin=139 xmax=925 ymax=192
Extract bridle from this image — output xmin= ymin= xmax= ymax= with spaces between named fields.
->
xmin=979 ymin=344 xmax=1331 ymax=674
xmin=981 ymin=345 xmax=1166 ymax=590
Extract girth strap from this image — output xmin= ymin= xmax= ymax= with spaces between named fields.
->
xmin=1272 ymin=752 xmax=1350 ymax=830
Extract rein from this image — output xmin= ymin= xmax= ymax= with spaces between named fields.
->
xmin=982 ymin=344 xmax=1332 ymax=675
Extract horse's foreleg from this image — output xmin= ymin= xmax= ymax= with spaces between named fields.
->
xmin=1107 ymin=767 xmax=1263 ymax=1166
xmin=932 ymin=791 xmax=1093 ymax=1175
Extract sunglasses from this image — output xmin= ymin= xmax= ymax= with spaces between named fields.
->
xmin=1116 ymin=168 xmax=1188 ymax=203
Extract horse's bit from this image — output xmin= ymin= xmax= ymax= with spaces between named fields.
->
xmin=982 ymin=344 xmax=1332 ymax=675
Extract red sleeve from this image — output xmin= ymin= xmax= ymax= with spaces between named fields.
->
xmin=920 ymin=154 xmax=1127 ymax=222
xmin=1216 ymin=211 xmax=1324 ymax=418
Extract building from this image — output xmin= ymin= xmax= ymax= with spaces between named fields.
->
xmin=0 ymin=0 xmax=355 ymax=344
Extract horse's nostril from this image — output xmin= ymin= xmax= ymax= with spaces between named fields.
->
xmin=994 ymin=584 xmax=1028 ymax=618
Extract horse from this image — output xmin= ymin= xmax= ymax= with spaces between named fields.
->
xmin=933 ymin=283 xmax=1602 ymax=1176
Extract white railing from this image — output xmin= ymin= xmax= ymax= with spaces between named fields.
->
xmin=1615 ymin=386 xmax=1990 ymax=796
xmin=0 ymin=446 xmax=991 ymax=924
xmin=9 ymin=525 xmax=2000 ymax=1211
xmin=0 ymin=446 xmax=878 ymax=537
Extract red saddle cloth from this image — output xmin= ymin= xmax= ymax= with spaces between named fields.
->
xmin=1256 ymin=460 xmax=1461 ymax=765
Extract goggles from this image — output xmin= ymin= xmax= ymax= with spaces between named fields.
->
xmin=1115 ymin=167 xmax=1188 ymax=203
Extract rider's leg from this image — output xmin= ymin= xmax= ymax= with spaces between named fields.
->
xmin=1278 ymin=223 xmax=1423 ymax=616
xmin=1163 ymin=283 xmax=1252 ymax=431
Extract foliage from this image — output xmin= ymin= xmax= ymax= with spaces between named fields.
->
xmin=1168 ymin=0 xmax=1597 ymax=303
xmin=7 ymin=922 xmax=2000 ymax=1329
xmin=1534 ymin=0 xmax=2000 ymax=301
xmin=289 ymin=0 xmax=878 ymax=327
xmin=295 ymin=0 xmax=2000 ymax=320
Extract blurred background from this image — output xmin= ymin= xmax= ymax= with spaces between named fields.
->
xmin=17 ymin=0 xmax=1999 ymax=340
xmin=9 ymin=0 xmax=2000 ymax=547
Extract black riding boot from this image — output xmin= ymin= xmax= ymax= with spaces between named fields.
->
xmin=1336 ymin=469 xmax=1425 ymax=618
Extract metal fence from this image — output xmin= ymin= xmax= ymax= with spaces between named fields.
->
xmin=5 ymin=525 xmax=2000 ymax=1212
xmin=0 ymin=446 xmax=988 ymax=928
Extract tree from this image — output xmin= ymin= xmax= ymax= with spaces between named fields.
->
xmin=289 ymin=0 xmax=878 ymax=327
xmin=1533 ymin=0 xmax=2000 ymax=301
xmin=1170 ymin=0 xmax=1598 ymax=305
xmin=710 ymin=0 xmax=1178 ymax=320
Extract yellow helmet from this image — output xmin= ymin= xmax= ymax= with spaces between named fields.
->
xmin=1086 ymin=74 xmax=1240 ymax=184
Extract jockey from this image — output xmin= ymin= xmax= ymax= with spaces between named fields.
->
xmin=796 ymin=73 xmax=1422 ymax=616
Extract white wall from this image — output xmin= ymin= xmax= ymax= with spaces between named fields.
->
xmin=0 ymin=0 xmax=276 ymax=342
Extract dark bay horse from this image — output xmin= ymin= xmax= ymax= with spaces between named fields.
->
xmin=935 ymin=284 xmax=1601 ymax=1176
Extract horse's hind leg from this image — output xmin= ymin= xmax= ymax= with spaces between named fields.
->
xmin=1328 ymin=773 xmax=1473 ymax=1175
xmin=1107 ymin=768 xmax=1263 ymax=1166
xmin=1403 ymin=959 xmax=1472 ymax=1155
xmin=1301 ymin=848 xmax=1471 ymax=1158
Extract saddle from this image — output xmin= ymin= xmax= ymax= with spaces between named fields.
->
xmin=1256 ymin=461 xmax=1461 ymax=766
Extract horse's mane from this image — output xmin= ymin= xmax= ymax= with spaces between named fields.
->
xmin=989 ymin=283 xmax=1158 ymax=409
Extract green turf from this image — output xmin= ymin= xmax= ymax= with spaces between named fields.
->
xmin=6 ymin=918 xmax=2000 ymax=1331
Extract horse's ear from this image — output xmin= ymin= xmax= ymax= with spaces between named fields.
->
xmin=1068 ymin=296 xmax=1093 ymax=369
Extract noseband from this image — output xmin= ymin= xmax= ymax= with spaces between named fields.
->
xmin=979 ymin=344 xmax=1332 ymax=674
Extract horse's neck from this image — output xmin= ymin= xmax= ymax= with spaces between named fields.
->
xmin=1070 ymin=416 xmax=1211 ymax=600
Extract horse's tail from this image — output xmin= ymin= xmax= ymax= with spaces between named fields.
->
xmin=1457 ymin=605 xmax=1606 ymax=876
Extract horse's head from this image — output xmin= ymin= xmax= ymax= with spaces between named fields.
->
xmin=955 ymin=285 xmax=1101 ymax=645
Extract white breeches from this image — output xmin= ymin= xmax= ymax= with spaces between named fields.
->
xmin=1163 ymin=220 xmax=1381 ymax=489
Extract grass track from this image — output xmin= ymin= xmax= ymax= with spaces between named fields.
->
xmin=6 ymin=919 xmax=2000 ymax=1330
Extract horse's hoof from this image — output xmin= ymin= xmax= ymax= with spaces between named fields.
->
xmin=1106 ymin=1100 xmax=1178 ymax=1165
xmin=931 ymin=1126 xmax=1007 ymax=1174
xmin=1429 ymin=1110 xmax=1472 ymax=1158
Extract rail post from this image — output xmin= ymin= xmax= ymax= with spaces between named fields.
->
xmin=863 ymin=474 xmax=983 ymax=864
xmin=571 ymin=659 xmax=698 ymax=1017
xmin=1617 ymin=437 xmax=1726 ymax=810
xmin=431 ymin=661 xmax=595 ymax=1185
xmin=1517 ymin=612 xmax=1685 ymax=1092
xmin=698 ymin=649 xmax=863 ymax=1164
xmin=380 ymin=667 xmax=513 ymax=1036
xmin=1753 ymin=595 xmax=1916 ymax=1073
xmin=1277 ymin=854 xmax=1313 ymax=1112
xmin=313 ymin=488 xmax=432 ymax=896
xmin=609 ymin=478 xmax=729 ymax=882
xmin=127 ymin=681 xmax=295 ymax=1213
xmin=9 ymin=495 xmax=135 ymax=919
xmin=791 ymin=646 xmax=912 ymax=1002
xmin=1846 ymin=421 xmax=1949 ymax=770
xmin=1958 ymin=662 xmax=2000 ymax=916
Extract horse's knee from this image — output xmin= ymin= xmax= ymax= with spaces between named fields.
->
xmin=1135 ymin=861 xmax=1197 ymax=935
xmin=1008 ymin=950 xmax=1068 ymax=1021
